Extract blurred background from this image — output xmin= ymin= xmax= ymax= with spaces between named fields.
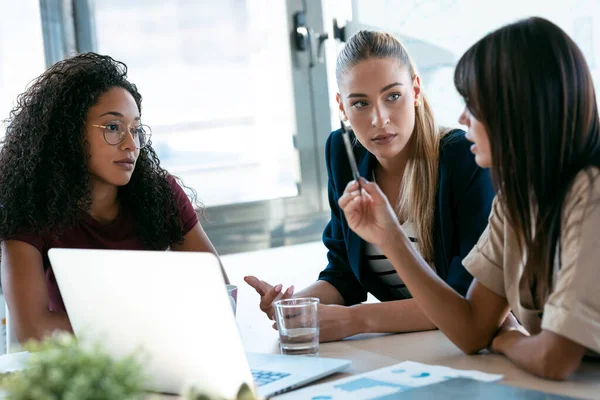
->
xmin=1 ymin=0 xmax=599 ymax=255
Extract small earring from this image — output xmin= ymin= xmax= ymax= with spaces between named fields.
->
xmin=415 ymin=99 xmax=421 ymax=107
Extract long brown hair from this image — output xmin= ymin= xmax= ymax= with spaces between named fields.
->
xmin=336 ymin=30 xmax=441 ymax=263
xmin=454 ymin=17 xmax=600 ymax=306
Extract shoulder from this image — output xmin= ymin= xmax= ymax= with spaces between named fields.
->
xmin=438 ymin=128 xmax=482 ymax=181
xmin=164 ymin=173 xmax=199 ymax=232
xmin=5 ymin=232 xmax=45 ymax=254
xmin=325 ymin=128 xmax=369 ymax=167
xmin=439 ymin=128 xmax=472 ymax=160
xmin=562 ymin=167 xmax=600 ymax=218
xmin=165 ymin=173 xmax=192 ymax=205
xmin=165 ymin=173 xmax=191 ymax=202
xmin=325 ymin=128 xmax=347 ymax=162
xmin=163 ymin=173 xmax=193 ymax=213
xmin=165 ymin=173 xmax=182 ymax=192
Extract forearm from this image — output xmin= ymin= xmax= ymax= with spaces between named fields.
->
xmin=351 ymin=298 xmax=436 ymax=334
xmin=381 ymin=229 xmax=500 ymax=353
xmin=15 ymin=310 xmax=73 ymax=343
xmin=498 ymin=332 xmax=552 ymax=378
xmin=494 ymin=331 xmax=582 ymax=380
xmin=293 ymin=280 xmax=345 ymax=305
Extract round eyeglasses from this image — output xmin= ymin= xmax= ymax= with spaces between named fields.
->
xmin=92 ymin=120 xmax=152 ymax=149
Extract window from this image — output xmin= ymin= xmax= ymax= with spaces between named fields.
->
xmin=93 ymin=0 xmax=301 ymax=207
xmin=0 ymin=0 xmax=46 ymax=136
xmin=349 ymin=0 xmax=600 ymax=128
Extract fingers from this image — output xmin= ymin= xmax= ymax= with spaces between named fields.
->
xmin=338 ymin=179 xmax=382 ymax=209
xmin=270 ymin=285 xmax=295 ymax=306
xmin=266 ymin=285 xmax=295 ymax=320
xmin=269 ymin=284 xmax=295 ymax=304
xmin=341 ymin=191 xmax=368 ymax=216
xmin=244 ymin=276 xmax=296 ymax=321
xmin=282 ymin=285 xmax=295 ymax=299
xmin=243 ymin=275 xmax=262 ymax=292
xmin=358 ymin=178 xmax=385 ymax=202
xmin=338 ymin=188 xmax=362 ymax=210
xmin=344 ymin=179 xmax=360 ymax=193
xmin=259 ymin=284 xmax=283 ymax=313
xmin=244 ymin=275 xmax=272 ymax=296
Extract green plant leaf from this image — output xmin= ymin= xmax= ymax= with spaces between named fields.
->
xmin=2 ymin=332 xmax=146 ymax=400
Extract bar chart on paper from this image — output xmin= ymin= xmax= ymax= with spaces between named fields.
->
xmin=277 ymin=361 xmax=503 ymax=399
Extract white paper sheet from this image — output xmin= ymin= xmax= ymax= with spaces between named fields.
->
xmin=275 ymin=360 xmax=503 ymax=399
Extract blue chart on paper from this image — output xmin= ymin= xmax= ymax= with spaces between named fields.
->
xmin=334 ymin=378 xmax=412 ymax=393
xmin=301 ymin=361 xmax=503 ymax=400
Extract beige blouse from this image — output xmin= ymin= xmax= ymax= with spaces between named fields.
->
xmin=463 ymin=168 xmax=600 ymax=355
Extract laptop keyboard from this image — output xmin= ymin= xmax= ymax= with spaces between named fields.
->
xmin=251 ymin=369 xmax=291 ymax=387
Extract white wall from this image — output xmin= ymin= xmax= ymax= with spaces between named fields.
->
xmin=0 ymin=0 xmax=46 ymax=134
xmin=0 ymin=0 xmax=46 ymax=354
xmin=351 ymin=0 xmax=600 ymax=127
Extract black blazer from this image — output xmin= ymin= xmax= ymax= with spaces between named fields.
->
xmin=318 ymin=128 xmax=495 ymax=305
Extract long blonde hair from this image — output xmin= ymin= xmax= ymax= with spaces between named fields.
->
xmin=336 ymin=30 xmax=442 ymax=263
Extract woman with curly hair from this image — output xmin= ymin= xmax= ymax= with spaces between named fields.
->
xmin=0 ymin=52 xmax=226 ymax=343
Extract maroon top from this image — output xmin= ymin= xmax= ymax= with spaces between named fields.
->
xmin=11 ymin=175 xmax=198 ymax=312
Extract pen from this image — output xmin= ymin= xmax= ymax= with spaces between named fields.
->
xmin=340 ymin=120 xmax=362 ymax=192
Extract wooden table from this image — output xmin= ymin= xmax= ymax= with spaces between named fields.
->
xmin=180 ymin=241 xmax=600 ymax=399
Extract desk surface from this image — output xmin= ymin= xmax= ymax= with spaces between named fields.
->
xmin=173 ymin=241 xmax=600 ymax=399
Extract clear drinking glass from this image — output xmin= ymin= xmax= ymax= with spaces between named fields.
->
xmin=273 ymin=297 xmax=320 ymax=356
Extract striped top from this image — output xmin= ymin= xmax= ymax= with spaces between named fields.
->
xmin=366 ymin=169 xmax=419 ymax=299
xmin=366 ymin=221 xmax=419 ymax=299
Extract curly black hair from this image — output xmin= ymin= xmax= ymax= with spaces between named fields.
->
xmin=0 ymin=52 xmax=197 ymax=250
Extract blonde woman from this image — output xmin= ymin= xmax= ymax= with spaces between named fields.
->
xmin=246 ymin=30 xmax=494 ymax=341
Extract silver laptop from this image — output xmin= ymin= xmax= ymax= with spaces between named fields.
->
xmin=48 ymin=248 xmax=350 ymax=398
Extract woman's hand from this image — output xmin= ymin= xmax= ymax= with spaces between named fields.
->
xmin=338 ymin=178 xmax=402 ymax=248
xmin=244 ymin=276 xmax=294 ymax=320
xmin=317 ymin=304 xmax=360 ymax=342
xmin=270 ymin=304 xmax=359 ymax=342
